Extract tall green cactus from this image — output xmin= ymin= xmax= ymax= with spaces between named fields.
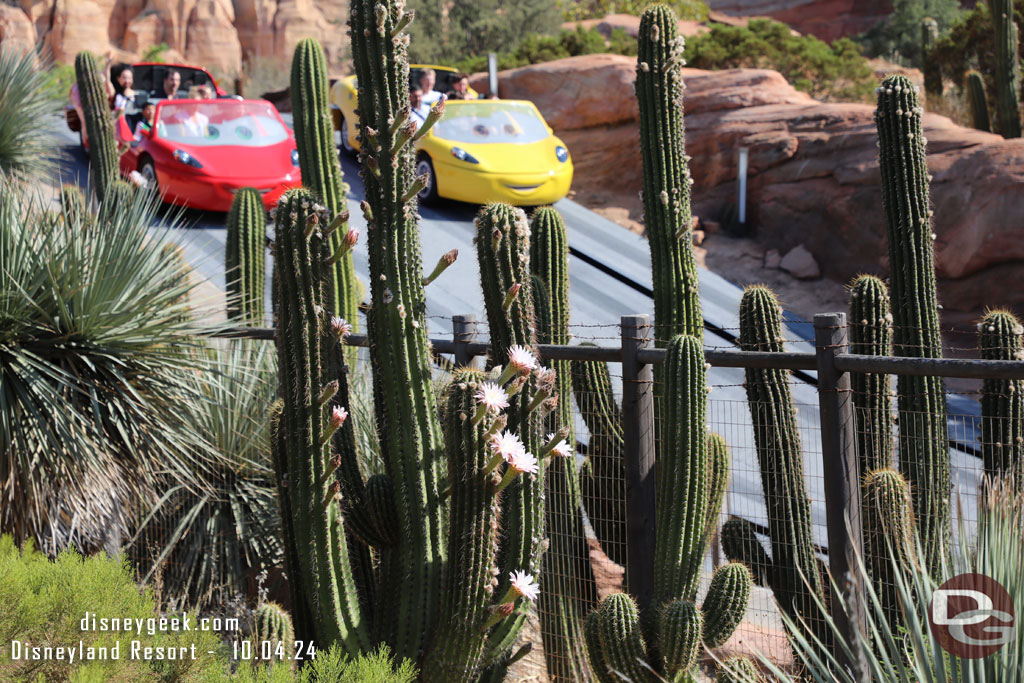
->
xmin=990 ymin=0 xmax=1022 ymax=138
xmin=74 ymin=51 xmax=120 ymax=202
xmin=253 ymin=601 xmax=296 ymax=661
xmin=723 ymin=285 xmax=826 ymax=638
xmin=528 ymin=206 xmax=595 ymax=682
xmin=861 ymin=468 xmax=916 ymax=636
xmin=978 ymin=309 xmax=1024 ymax=479
xmin=291 ymin=38 xmax=361 ymax=328
xmin=226 ymin=187 xmax=267 ymax=325
xmin=636 ymin=4 xmax=702 ymax=342
xmin=60 ymin=184 xmax=87 ymax=225
xmin=921 ymin=18 xmax=942 ymax=96
xmin=875 ymin=74 xmax=950 ymax=567
xmin=966 ymin=70 xmax=992 ymax=132
xmin=848 ymin=275 xmax=894 ymax=474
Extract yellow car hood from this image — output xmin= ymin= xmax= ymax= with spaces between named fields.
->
xmin=425 ymin=135 xmax=567 ymax=175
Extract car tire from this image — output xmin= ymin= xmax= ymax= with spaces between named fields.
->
xmin=339 ymin=116 xmax=356 ymax=154
xmin=139 ymin=157 xmax=158 ymax=194
xmin=416 ymin=155 xmax=439 ymax=204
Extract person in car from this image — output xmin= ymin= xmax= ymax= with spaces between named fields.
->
xmin=447 ymin=73 xmax=473 ymax=100
xmin=162 ymin=70 xmax=182 ymax=99
xmin=112 ymin=64 xmax=137 ymax=111
xmin=409 ymin=87 xmax=431 ymax=130
xmin=135 ymin=102 xmax=156 ymax=136
xmin=418 ymin=69 xmax=443 ymax=105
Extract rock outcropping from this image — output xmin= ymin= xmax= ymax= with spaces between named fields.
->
xmin=705 ymin=0 xmax=891 ymax=41
xmin=0 ymin=0 xmax=347 ymax=75
xmin=472 ymin=54 xmax=1024 ymax=316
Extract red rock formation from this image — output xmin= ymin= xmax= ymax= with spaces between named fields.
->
xmin=706 ymin=0 xmax=891 ymax=42
xmin=472 ymin=54 xmax=1024 ymax=315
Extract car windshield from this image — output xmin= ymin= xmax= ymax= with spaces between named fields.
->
xmin=155 ymin=101 xmax=288 ymax=147
xmin=431 ymin=102 xmax=548 ymax=144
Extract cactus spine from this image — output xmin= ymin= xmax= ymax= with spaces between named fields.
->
xmin=848 ymin=275 xmax=895 ymax=473
xmin=966 ymin=70 xmax=992 ymax=132
xmin=291 ymin=38 xmax=361 ymax=329
xmin=529 ymin=206 xmax=595 ymax=681
xmin=636 ymin=4 xmax=702 ymax=341
xmin=226 ymin=187 xmax=267 ymax=325
xmin=724 ymin=286 xmax=826 ymax=637
xmin=875 ymin=74 xmax=950 ymax=567
xmin=979 ymin=310 xmax=1024 ymax=479
xmin=74 ymin=51 xmax=120 ymax=202
xmin=861 ymin=469 xmax=916 ymax=635
xmin=990 ymin=0 xmax=1022 ymax=138
xmin=716 ymin=657 xmax=764 ymax=682
xmin=921 ymin=18 xmax=942 ymax=96
xmin=254 ymin=602 xmax=295 ymax=661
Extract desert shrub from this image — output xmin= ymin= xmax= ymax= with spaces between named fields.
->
xmin=684 ymin=19 xmax=877 ymax=102
xmin=0 ymin=46 xmax=62 ymax=183
xmin=855 ymin=0 xmax=963 ymax=66
xmin=558 ymin=0 xmax=709 ymax=22
xmin=141 ymin=42 xmax=170 ymax=63
xmin=0 ymin=535 xmax=229 ymax=682
xmin=296 ymin=644 xmax=417 ymax=683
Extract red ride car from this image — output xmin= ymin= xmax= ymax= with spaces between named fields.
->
xmin=118 ymin=98 xmax=301 ymax=212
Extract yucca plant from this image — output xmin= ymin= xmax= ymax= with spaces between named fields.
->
xmin=0 ymin=181 xmax=220 ymax=556
xmin=129 ymin=339 xmax=283 ymax=610
xmin=0 ymin=46 xmax=62 ymax=183
xmin=753 ymin=477 xmax=1024 ymax=682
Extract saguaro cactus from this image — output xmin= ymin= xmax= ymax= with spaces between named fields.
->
xmin=636 ymin=4 xmax=702 ymax=341
xmin=966 ymin=70 xmax=992 ymax=132
xmin=921 ymin=18 xmax=942 ymax=96
xmin=528 ymin=206 xmax=595 ymax=682
xmin=861 ymin=469 xmax=916 ymax=635
xmin=722 ymin=286 xmax=826 ymax=639
xmin=990 ymin=0 xmax=1022 ymax=138
xmin=875 ymin=74 xmax=950 ymax=567
xmin=74 ymin=51 xmax=120 ymax=202
xmin=254 ymin=602 xmax=296 ymax=661
xmin=225 ymin=187 xmax=267 ymax=325
xmin=848 ymin=275 xmax=894 ymax=474
xmin=978 ymin=309 xmax=1024 ymax=479
xmin=291 ymin=38 xmax=361 ymax=328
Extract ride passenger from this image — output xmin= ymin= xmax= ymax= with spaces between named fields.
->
xmin=448 ymin=73 xmax=473 ymax=100
xmin=112 ymin=64 xmax=137 ymax=111
xmin=418 ymin=68 xmax=443 ymax=105
xmin=162 ymin=70 xmax=182 ymax=99
xmin=409 ymin=87 xmax=431 ymax=130
xmin=135 ymin=102 xmax=156 ymax=135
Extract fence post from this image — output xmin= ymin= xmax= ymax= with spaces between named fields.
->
xmin=814 ymin=312 xmax=867 ymax=681
xmin=621 ymin=314 xmax=656 ymax=613
xmin=452 ymin=314 xmax=478 ymax=368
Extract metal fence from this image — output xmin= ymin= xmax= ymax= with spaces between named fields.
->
xmin=138 ymin=311 xmax=1024 ymax=679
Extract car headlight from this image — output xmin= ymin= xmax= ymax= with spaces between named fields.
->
xmin=451 ymin=147 xmax=480 ymax=164
xmin=173 ymin=149 xmax=202 ymax=169
xmin=555 ymin=145 xmax=569 ymax=163
xmin=291 ymin=149 xmax=300 ymax=166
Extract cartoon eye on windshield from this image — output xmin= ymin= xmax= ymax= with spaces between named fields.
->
xmin=473 ymin=124 xmax=489 ymax=137
xmin=205 ymin=126 xmax=219 ymax=140
xmin=235 ymin=126 xmax=253 ymax=140
xmin=503 ymin=124 xmax=519 ymax=136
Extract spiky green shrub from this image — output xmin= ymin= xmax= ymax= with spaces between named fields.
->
xmin=130 ymin=340 xmax=282 ymax=611
xmin=875 ymin=74 xmax=950 ymax=568
xmin=296 ymin=644 xmax=418 ymax=682
xmin=723 ymin=285 xmax=827 ymax=643
xmin=978 ymin=309 xmax=1024 ymax=479
xmin=0 ymin=182 xmax=217 ymax=557
xmin=758 ymin=477 xmax=1024 ymax=682
xmin=966 ymin=69 xmax=993 ymax=131
xmin=74 ymin=51 xmax=120 ymax=201
xmin=848 ymin=274 xmax=895 ymax=474
xmin=0 ymin=46 xmax=62 ymax=183
xmin=990 ymin=0 xmax=1022 ymax=137
xmin=528 ymin=206 xmax=595 ymax=681
xmin=0 ymin=536 xmax=228 ymax=682
xmin=226 ymin=188 xmax=268 ymax=325
xmin=59 ymin=183 xmax=87 ymax=223
xmin=290 ymin=38 xmax=361 ymax=328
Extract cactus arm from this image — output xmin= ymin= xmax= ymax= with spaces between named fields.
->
xmin=705 ymin=433 xmax=731 ymax=540
xmin=848 ymin=275 xmax=895 ymax=473
xmin=716 ymin=657 xmax=764 ymax=682
xmin=700 ymin=562 xmax=752 ymax=649
xmin=254 ymin=602 xmax=296 ymax=661
xmin=658 ymin=599 xmax=703 ymax=680
xmin=74 ymin=51 xmax=120 ymax=202
xmin=979 ymin=310 xmax=1024 ymax=478
xmin=875 ymin=74 xmax=950 ymax=567
xmin=966 ymin=70 xmax=992 ymax=133
xmin=990 ymin=0 xmax=1022 ymax=138
xmin=719 ymin=518 xmax=772 ymax=588
xmin=349 ymin=0 xmax=447 ymax=657
xmin=291 ymin=38 xmax=362 ymax=327
xmin=862 ymin=468 xmax=917 ymax=636
xmin=595 ymin=593 xmax=652 ymax=683
xmin=585 ymin=610 xmax=619 ymax=683
xmin=225 ymin=187 xmax=268 ymax=325
xmin=636 ymin=7 xmax=702 ymax=342
xmin=738 ymin=286 xmax=825 ymax=626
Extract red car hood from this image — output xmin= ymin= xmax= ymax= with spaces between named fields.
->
xmin=166 ymin=142 xmax=296 ymax=180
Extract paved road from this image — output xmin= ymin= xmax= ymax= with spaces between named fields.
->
xmin=54 ymin=116 xmax=983 ymax=585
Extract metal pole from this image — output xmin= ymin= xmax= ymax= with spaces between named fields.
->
xmin=621 ymin=314 xmax=656 ymax=613
xmin=737 ymin=147 xmax=749 ymax=225
xmin=487 ymin=53 xmax=499 ymax=98
xmin=813 ymin=312 xmax=867 ymax=681
xmin=452 ymin=314 xmax=478 ymax=368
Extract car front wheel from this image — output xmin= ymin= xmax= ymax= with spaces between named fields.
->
xmin=139 ymin=158 xmax=158 ymax=193
xmin=415 ymin=156 xmax=439 ymax=204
